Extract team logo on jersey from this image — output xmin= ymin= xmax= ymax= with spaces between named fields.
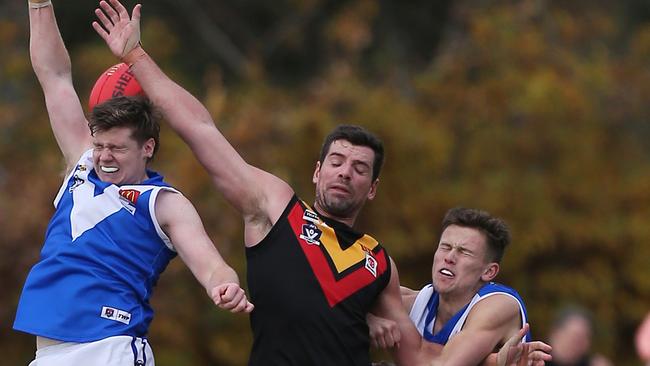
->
xmin=69 ymin=175 xmax=85 ymax=192
xmin=101 ymin=306 xmax=131 ymax=325
xmin=78 ymin=164 xmax=87 ymax=172
xmin=300 ymin=223 xmax=322 ymax=245
xmin=364 ymin=252 xmax=378 ymax=277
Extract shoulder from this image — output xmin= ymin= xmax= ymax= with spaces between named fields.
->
xmin=67 ymin=149 xmax=94 ymax=173
xmin=154 ymin=189 xmax=190 ymax=213
xmin=154 ymin=190 xmax=193 ymax=225
xmin=466 ymin=292 xmax=521 ymax=328
xmin=400 ymin=285 xmax=419 ymax=312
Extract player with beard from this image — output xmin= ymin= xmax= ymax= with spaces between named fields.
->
xmin=93 ymin=1 xmax=552 ymax=364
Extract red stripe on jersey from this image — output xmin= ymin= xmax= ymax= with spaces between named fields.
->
xmin=287 ymin=203 xmax=388 ymax=307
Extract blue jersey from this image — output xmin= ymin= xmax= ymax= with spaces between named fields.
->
xmin=14 ymin=150 xmax=178 ymax=342
xmin=409 ymin=282 xmax=531 ymax=344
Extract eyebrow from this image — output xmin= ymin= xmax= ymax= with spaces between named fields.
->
xmin=328 ymin=152 xmax=372 ymax=166
xmin=327 ymin=152 xmax=345 ymax=159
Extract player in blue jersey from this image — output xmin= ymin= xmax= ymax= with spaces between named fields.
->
xmin=14 ymin=1 xmax=253 ymax=365
xmin=92 ymin=1 xmax=550 ymax=364
xmin=368 ymin=207 xmax=551 ymax=364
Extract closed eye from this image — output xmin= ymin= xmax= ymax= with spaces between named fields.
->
xmin=459 ymin=248 xmax=474 ymax=256
xmin=439 ymin=243 xmax=452 ymax=251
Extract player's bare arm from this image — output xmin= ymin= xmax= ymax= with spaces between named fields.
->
xmin=429 ymin=294 xmax=522 ymax=365
xmin=92 ymin=0 xmax=293 ymax=245
xmin=372 ymin=259 xmax=442 ymax=366
xmin=29 ymin=1 xmax=92 ymax=169
xmin=400 ymin=285 xmax=418 ymax=312
xmin=155 ymin=190 xmax=253 ymax=313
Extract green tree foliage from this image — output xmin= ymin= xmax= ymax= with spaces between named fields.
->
xmin=1 ymin=1 xmax=648 ymax=365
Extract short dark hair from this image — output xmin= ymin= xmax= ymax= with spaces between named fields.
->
xmin=319 ymin=124 xmax=384 ymax=181
xmin=88 ymin=96 xmax=161 ymax=161
xmin=441 ymin=207 xmax=511 ymax=263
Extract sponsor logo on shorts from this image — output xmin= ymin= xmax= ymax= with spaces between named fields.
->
xmin=101 ymin=306 xmax=131 ymax=325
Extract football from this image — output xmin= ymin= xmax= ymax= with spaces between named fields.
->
xmin=88 ymin=63 xmax=144 ymax=110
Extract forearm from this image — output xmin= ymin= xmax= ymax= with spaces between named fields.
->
xmin=124 ymin=47 xmax=215 ymax=138
xmin=124 ymin=47 xmax=268 ymax=214
xmin=481 ymin=353 xmax=497 ymax=366
xmin=29 ymin=1 xmax=72 ymax=83
xmin=205 ymin=262 xmax=240 ymax=292
xmin=391 ymin=336 xmax=443 ymax=366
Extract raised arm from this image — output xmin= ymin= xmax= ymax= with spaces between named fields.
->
xmin=92 ymin=0 xmax=293 ymax=242
xmin=155 ymin=190 xmax=253 ymax=313
xmin=29 ymin=0 xmax=92 ymax=169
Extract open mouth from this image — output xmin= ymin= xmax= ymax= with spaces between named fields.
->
xmin=101 ymin=166 xmax=119 ymax=173
xmin=439 ymin=268 xmax=455 ymax=278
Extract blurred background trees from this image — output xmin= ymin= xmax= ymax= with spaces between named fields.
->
xmin=1 ymin=0 xmax=649 ymax=364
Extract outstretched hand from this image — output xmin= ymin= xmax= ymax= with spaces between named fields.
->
xmin=210 ymin=283 xmax=254 ymax=313
xmin=497 ymin=324 xmax=552 ymax=366
xmin=92 ymin=0 xmax=142 ymax=60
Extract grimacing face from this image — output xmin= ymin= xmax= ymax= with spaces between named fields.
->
xmin=312 ymin=139 xmax=378 ymax=222
xmin=431 ymin=225 xmax=498 ymax=297
xmin=92 ymin=126 xmax=154 ymax=185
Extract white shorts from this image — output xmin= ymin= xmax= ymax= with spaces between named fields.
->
xmin=29 ymin=336 xmax=154 ymax=366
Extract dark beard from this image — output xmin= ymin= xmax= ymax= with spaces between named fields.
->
xmin=315 ymin=190 xmax=355 ymax=217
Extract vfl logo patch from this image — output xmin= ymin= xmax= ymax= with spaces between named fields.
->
xmin=101 ymin=306 xmax=131 ymax=325
xmin=300 ymin=223 xmax=322 ymax=245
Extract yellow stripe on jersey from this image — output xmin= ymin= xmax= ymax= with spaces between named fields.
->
xmin=317 ymin=221 xmax=379 ymax=273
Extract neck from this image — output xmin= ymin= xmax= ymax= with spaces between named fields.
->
xmin=436 ymin=282 xmax=485 ymax=322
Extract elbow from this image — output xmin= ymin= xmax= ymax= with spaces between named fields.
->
xmin=30 ymin=56 xmax=72 ymax=82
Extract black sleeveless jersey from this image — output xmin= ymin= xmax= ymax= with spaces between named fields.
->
xmin=246 ymin=195 xmax=391 ymax=366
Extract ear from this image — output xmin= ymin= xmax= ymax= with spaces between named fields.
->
xmin=367 ymin=178 xmax=379 ymax=200
xmin=480 ymin=262 xmax=499 ymax=282
xmin=312 ymin=161 xmax=321 ymax=184
xmin=142 ymin=138 xmax=155 ymax=159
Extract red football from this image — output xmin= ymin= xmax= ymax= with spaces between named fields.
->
xmin=88 ymin=63 xmax=144 ymax=110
